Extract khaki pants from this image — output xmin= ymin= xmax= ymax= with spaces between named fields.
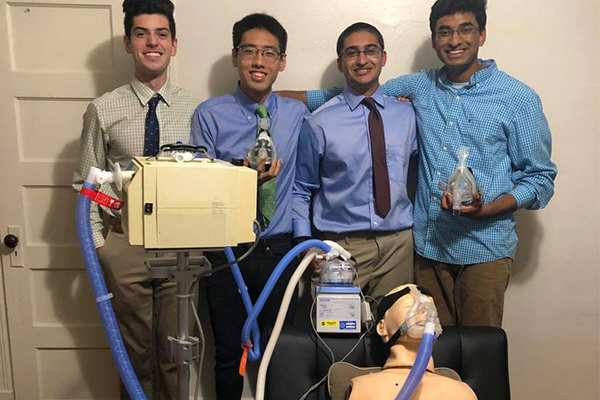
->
xmin=316 ymin=229 xmax=414 ymax=309
xmin=97 ymin=230 xmax=177 ymax=400
xmin=415 ymin=254 xmax=512 ymax=327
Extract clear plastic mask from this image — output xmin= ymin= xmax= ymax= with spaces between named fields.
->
xmin=442 ymin=146 xmax=478 ymax=215
xmin=248 ymin=116 xmax=277 ymax=170
xmin=402 ymin=286 xmax=442 ymax=339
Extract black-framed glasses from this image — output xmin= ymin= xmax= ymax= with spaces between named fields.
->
xmin=435 ymin=25 xmax=478 ymax=40
xmin=339 ymin=44 xmax=383 ymax=60
xmin=235 ymin=45 xmax=283 ymax=63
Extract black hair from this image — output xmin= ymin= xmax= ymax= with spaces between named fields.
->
xmin=122 ymin=0 xmax=176 ymax=40
xmin=336 ymin=22 xmax=385 ymax=57
xmin=232 ymin=13 xmax=288 ymax=54
xmin=430 ymin=0 xmax=487 ymax=34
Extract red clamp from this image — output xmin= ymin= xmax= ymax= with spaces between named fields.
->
xmin=80 ymin=187 xmax=124 ymax=210
xmin=239 ymin=341 xmax=253 ymax=376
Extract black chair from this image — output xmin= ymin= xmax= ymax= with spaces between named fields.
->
xmin=265 ymin=325 xmax=510 ymax=400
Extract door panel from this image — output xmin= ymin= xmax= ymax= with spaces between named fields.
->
xmin=0 ymin=1 xmax=129 ymax=398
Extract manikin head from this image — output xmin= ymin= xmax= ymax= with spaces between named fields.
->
xmin=336 ymin=22 xmax=387 ymax=97
xmin=429 ymin=0 xmax=487 ymax=82
xmin=232 ymin=13 xmax=288 ymax=104
xmin=376 ymin=284 xmax=442 ymax=346
xmin=122 ymin=0 xmax=178 ymax=88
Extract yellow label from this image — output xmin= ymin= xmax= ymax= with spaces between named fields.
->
xmin=321 ymin=321 xmax=339 ymax=327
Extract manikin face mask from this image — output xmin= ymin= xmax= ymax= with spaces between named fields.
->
xmin=377 ymin=286 xmax=442 ymax=347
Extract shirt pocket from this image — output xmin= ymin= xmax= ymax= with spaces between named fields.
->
xmin=386 ymin=144 xmax=407 ymax=183
xmin=465 ymin=117 xmax=507 ymax=148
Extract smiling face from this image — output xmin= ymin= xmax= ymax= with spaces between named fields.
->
xmin=338 ymin=30 xmax=386 ymax=96
xmin=431 ymin=12 xmax=486 ymax=82
xmin=124 ymin=13 xmax=177 ymax=88
xmin=232 ymin=28 xmax=286 ymax=104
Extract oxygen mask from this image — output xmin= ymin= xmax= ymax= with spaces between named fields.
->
xmin=248 ymin=112 xmax=276 ymax=171
xmin=377 ymin=286 xmax=442 ymax=347
xmin=403 ymin=286 xmax=442 ymax=339
xmin=440 ymin=146 xmax=478 ymax=215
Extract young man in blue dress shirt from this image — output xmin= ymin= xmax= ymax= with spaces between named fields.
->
xmin=284 ymin=0 xmax=557 ymax=328
xmin=189 ymin=13 xmax=308 ymax=400
xmin=293 ymin=23 xmax=417 ymax=307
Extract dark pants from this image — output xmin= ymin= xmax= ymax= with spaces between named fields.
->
xmin=205 ymin=234 xmax=298 ymax=400
xmin=415 ymin=254 xmax=512 ymax=327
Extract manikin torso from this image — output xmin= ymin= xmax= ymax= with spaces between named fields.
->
xmin=347 ymin=285 xmax=477 ymax=400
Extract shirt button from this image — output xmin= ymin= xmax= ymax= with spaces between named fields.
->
xmin=456 ymin=96 xmax=460 ymax=100
xmin=432 ymin=195 xmax=438 ymax=201
xmin=247 ymin=116 xmax=252 ymax=120
xmin=373 ymin=222 xmax=379 ymax=226
xmin=448 ymin=121 xmax=454 ymax=126
xmin=442 ymin=146 xmax=448 ymax=151
xmin=436 ymin=171 xmax=441 ymax=176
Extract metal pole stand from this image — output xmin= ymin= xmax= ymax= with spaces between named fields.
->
xmin=146 ymin=252 xmax=210 ymax=400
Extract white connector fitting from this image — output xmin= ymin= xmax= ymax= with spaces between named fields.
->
xmin=173 ymin=152 xmax=194 ymax=163
xmin=322 ymin=240 xmax=352 ymax=261
xmin=84 ymin=163 xmax=134 ymax=191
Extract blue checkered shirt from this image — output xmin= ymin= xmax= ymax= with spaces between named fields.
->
xmin=307 ymin=60 xmax=557 ymax=264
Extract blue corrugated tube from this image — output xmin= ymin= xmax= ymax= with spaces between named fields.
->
xmin=224 ymin=247 xmax=262 ymax=361
xmin=239 ymin=239 xmax=331 ymax=361
xmin=76 ymin=181 xmax=146 ymax=400
xmin=395 ymin=326 xmax=436 ymax=400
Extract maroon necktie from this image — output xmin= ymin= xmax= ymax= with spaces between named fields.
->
xmin=362 ymin=97 xmax=391 ymax=218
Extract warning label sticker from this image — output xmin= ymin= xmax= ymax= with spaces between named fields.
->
xmin=320 ymin=321 xmax=339 ymax=327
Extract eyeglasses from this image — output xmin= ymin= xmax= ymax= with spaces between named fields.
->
xmin=235 ymin=45 xmax=283 ymax=63
xmin=339 ymin=45 xmax=383 ymax=60
xmin=435 ymin=25 xmax=478 ymax=40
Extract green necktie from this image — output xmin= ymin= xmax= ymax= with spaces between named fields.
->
xmin=255 ymin=104 xmax=277 ymax=228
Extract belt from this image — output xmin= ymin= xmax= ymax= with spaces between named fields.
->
xmin=242 ymin=233 xmax=293 ymax=252
xmin=319 ymin=230 xmax=404 ymax=241
xmin=109 ymin=216 xmax=123 ymax=233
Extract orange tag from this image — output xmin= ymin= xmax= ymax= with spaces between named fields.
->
xmin=81 ymin=187 xmax=124 ymax=210
xmin=239 ymin=342 xmax=252 ymax=376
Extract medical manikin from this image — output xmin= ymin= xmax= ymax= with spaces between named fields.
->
xmin=347 ymin=285 xmax=477 ymax=400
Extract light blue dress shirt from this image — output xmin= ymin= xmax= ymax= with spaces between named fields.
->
xmin=307 ymin=60 xmax=557 ymax=264
xmin=190 ymin=86 xmax=309 ymax=238
xmin=294 ymin=86 xmax=417 ymax=237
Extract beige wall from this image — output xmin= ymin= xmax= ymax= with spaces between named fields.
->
xmin=175 ymin=1 xmax=600 ymax=399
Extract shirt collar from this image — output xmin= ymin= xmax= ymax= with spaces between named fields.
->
xmin=234 ymin=84 xmax=278 ymax=118
xmin=438 ymin=59 xmax=497 ymax=88
xmin=342 ymin=85 xmax=385 ymax=111
xmin=130 ymin=78 xmax=174 ymax=107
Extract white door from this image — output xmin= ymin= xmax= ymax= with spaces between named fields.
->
xmin=0 ymin=1 xmax=131 ymax=398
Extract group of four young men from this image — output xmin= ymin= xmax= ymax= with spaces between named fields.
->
xmin=73 ymin=0 xmax=557 ymax=398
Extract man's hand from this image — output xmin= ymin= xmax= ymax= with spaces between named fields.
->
xmin=245 ymin=157 xmax=282 ymax=185
xmin=441 ymin=191 xmax=517 ymax=219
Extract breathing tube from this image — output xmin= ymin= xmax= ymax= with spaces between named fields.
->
xmin=394 ymin=319 xmax=436 ymax=400
xmin=387 ymin=286 xmax=442 ymax=400
xmin=223 ymin=247 xmax=262 ymax=361
xmin=228 ymin=238 xmax=338 ymax=374
xmin=253 ymin=247 xmax=321 ymax=400
xmin=76 ymin=174 xmax=146 ymax=400
xmin=239 ymin=239 xmax=332 ymax=362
